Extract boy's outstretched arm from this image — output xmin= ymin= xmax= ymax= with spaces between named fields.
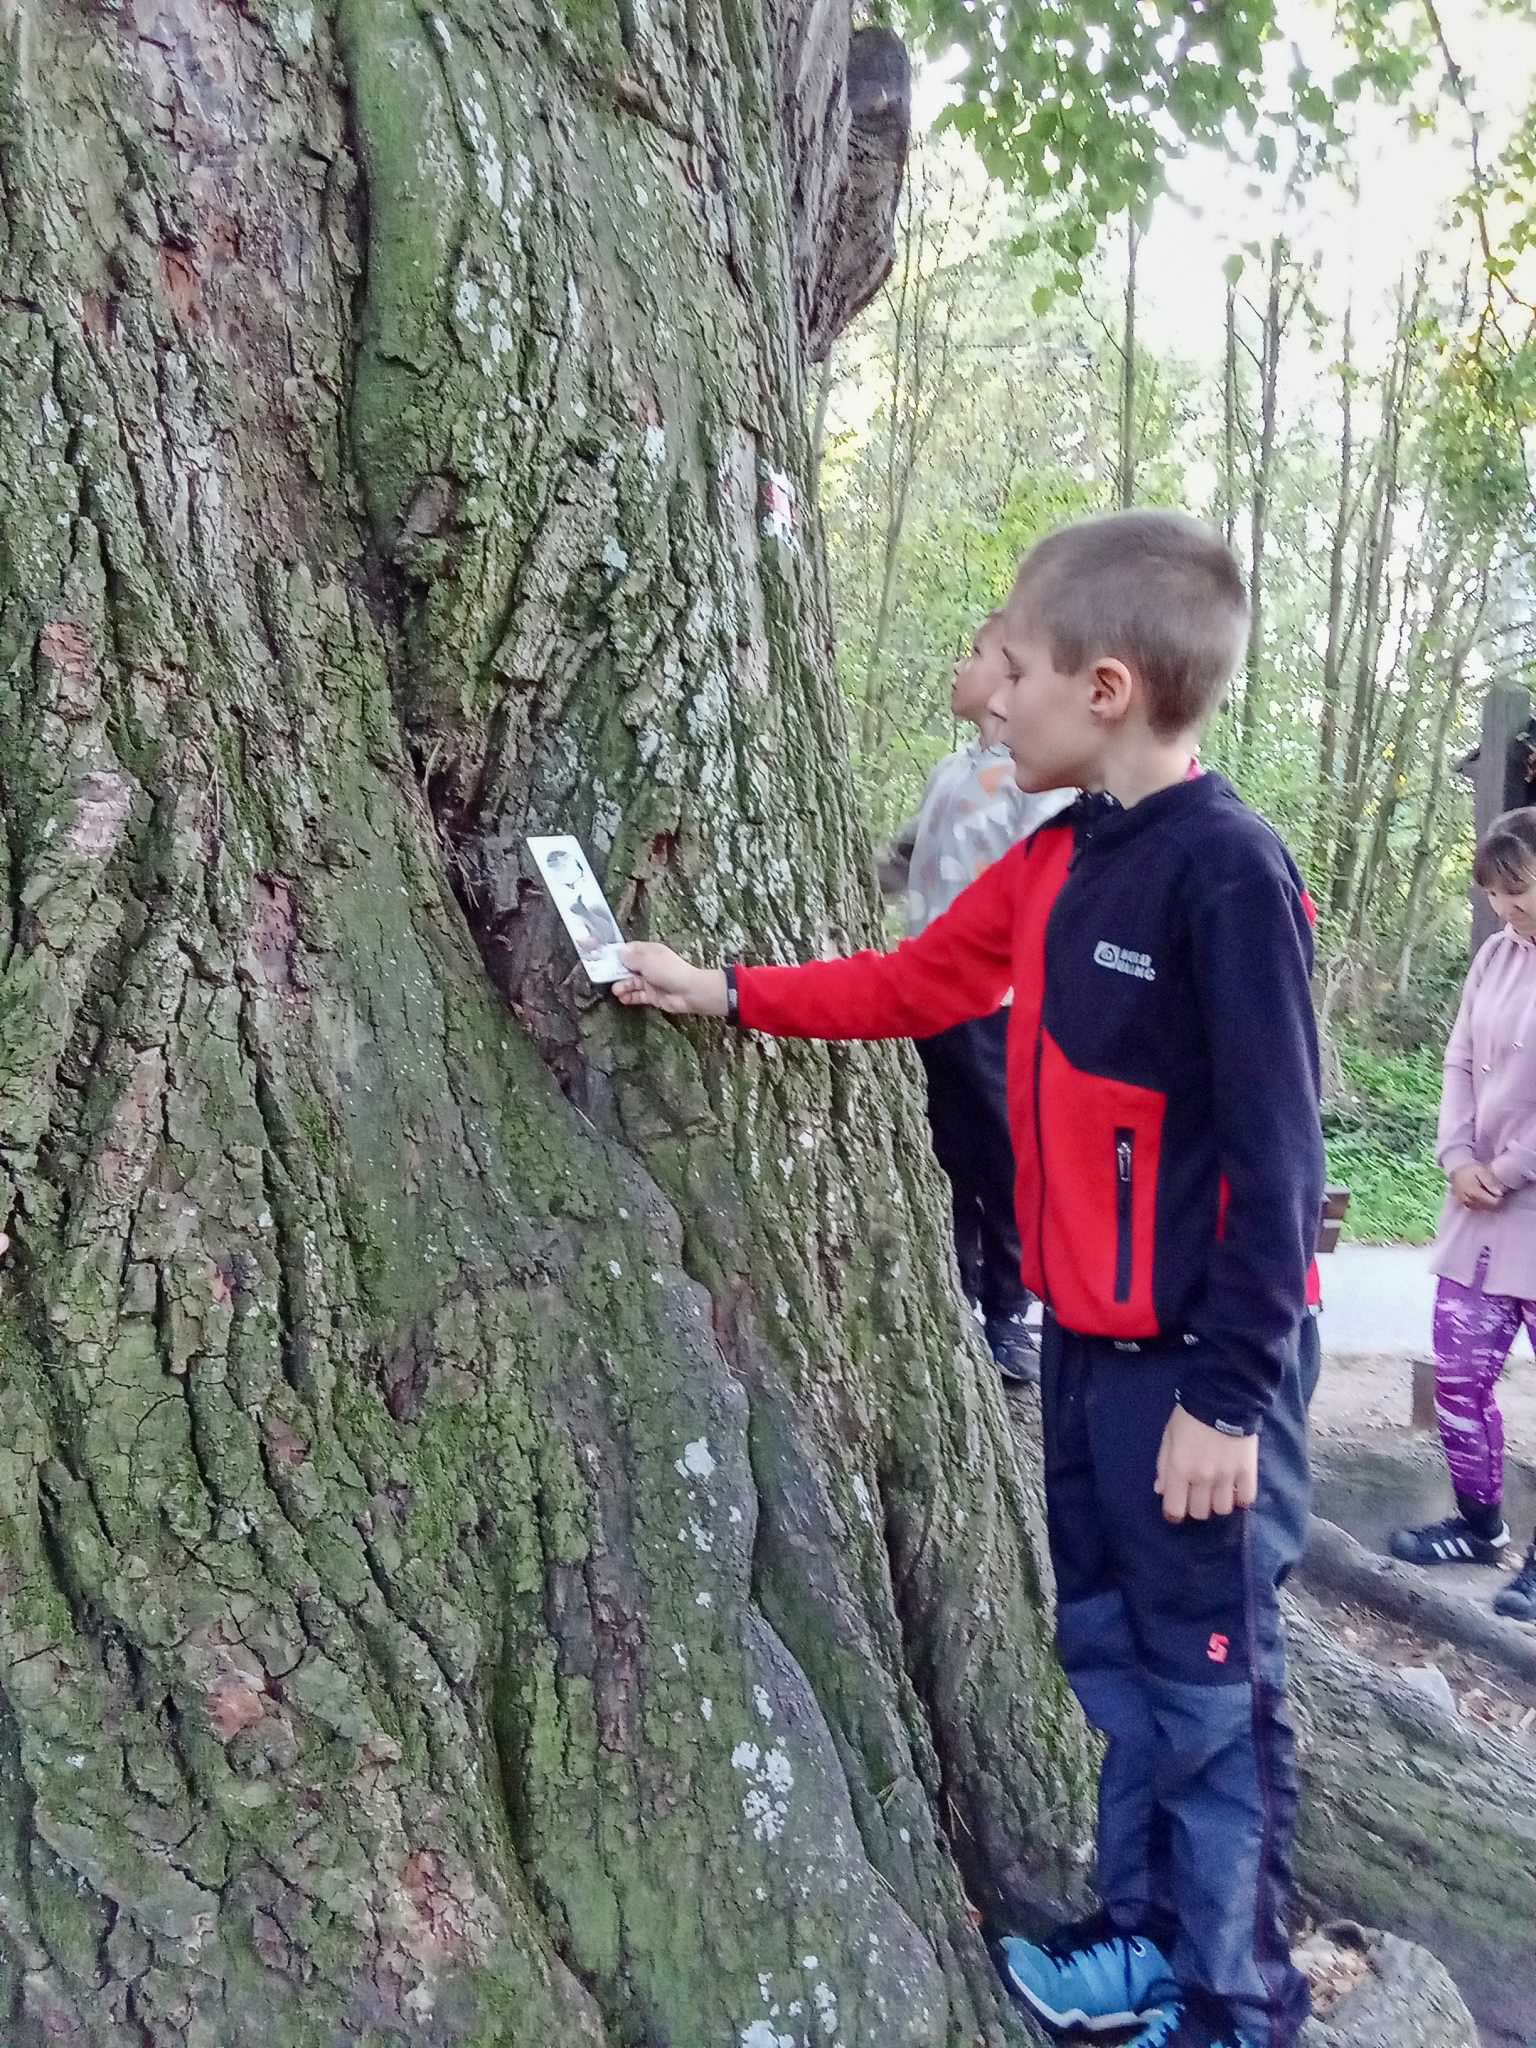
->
xmin=613 ymin=833 xmax=1030 ymax=1039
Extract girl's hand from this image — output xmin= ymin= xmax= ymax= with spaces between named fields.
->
xmin=612 ymin=944 xmax=730 ymax=1017
xmin=1450 ymin=1162 xmax=1504 ymax=1211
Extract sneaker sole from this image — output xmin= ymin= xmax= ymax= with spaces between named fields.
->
xmin=1003 ymin=1976 xmax=1148 ymax=2035
xmin=1393 ymin=1554 xmax=1507 ymax=1568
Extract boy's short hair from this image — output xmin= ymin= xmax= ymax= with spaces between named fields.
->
xmin=1009 ymin=509 xmax=1250 ymax=737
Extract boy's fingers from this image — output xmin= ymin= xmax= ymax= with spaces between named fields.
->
xmin=1160 ymin=1472 xmax=1188 ymax=1523
xmin=1236 ymin=1460 xmax=1260 ymax=1509
xmin=1210 ymin=1476 xmax=1236 ymax=1517
xmin=1184 ymin=1481 xmax=1212 ymax=1522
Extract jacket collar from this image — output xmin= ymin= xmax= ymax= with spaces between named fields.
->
xmin=1068 ymin=770 xmax=1230 ymax=859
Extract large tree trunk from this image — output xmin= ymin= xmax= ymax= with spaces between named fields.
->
xmin=0 ymin=5 xmax=1089 ymax=2044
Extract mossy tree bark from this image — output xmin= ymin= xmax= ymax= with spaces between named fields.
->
xmin=0 ymin=4 xmax=1089 ymax=2043
xmin=8 ymin=9 xmax=1522 ymax=2047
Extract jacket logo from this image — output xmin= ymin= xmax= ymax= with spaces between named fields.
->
xmin=1206 ymin=1633 xmax=1230 ymax=1665
xmin=1093 ymin=940 xmax=1156 ymax=983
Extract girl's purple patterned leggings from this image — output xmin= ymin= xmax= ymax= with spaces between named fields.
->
xmin=1433 ymin=1254 xmax=1536 ymax=1507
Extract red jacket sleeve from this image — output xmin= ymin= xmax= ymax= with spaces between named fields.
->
xmin=736 ymin=839 xmax=1023 ymax=1040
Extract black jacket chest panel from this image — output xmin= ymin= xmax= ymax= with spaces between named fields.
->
xmin=1042 ymin=849 xmax=1208 ymax=1097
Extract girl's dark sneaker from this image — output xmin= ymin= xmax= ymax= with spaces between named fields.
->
xmin=1494 ymin=1546 xmax=1536 ymax=1622
xmin=1389 ymin=1514 xmax=1510 ymax=1567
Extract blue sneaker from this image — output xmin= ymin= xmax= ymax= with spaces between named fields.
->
xmin=1130 ymin=1986 xmax=1258 ymax=2048
xmin=997 ymin=1910 xmax=1172 ymax=2033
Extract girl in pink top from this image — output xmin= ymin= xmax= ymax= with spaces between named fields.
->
xmin=1391 ymin=807 xmax=1536 ymax=1621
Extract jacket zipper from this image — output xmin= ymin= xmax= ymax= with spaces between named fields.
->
xmin=1032 ymin=1018 xmax=1052 ymax=1314
xmin=1114 ymin=1129 xmax=1134 ymax=1303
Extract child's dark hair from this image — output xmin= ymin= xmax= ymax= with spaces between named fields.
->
xmin=1474 ymin=807 xmax=1536 ymax=893
xmin=1007 ymin=509 xmax=1249 ymax=737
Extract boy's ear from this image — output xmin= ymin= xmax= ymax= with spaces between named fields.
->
xmin=1088 ymin=657 xmax=1135 ymax=723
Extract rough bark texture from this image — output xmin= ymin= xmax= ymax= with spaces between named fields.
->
xmin=0 ymin=6 xmax=1527 ymax=2047
xmin=0 ymin=3 xmax=1085 ymax=2044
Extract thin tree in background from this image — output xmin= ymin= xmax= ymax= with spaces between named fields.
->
xmin=861 ymin=150 xmax=972 ymax=752
xmin=1243 ymin=237 xmax=1305 ymax=743
xmin=1117 ymin=209 xmax=1141 ymax=508
xmin=1314 ymin=301 xmax=1359 ymax=875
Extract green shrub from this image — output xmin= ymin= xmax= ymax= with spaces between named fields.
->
xmin=1324 ymin=1041 xmax=1445 ymax=1244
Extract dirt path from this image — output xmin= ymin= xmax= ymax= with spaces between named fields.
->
xmin=1312 ymin=1343 xmax=1536 ymax=1448
xmin=1318 ymin=1241 xmax=1536 ymax=1451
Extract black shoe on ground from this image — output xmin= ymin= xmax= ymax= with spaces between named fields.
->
xmin=1494 ymin=1545 xmax=1536 ymax=1622
xmin=1389 ymin=1513 xmax=1511 ymax=1567
xmin=987 ymin=1313 xmax=1040 ymax=1387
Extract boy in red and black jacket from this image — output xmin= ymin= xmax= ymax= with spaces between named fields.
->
xmin=617 ymin=509 xmax=1324 ymax=2048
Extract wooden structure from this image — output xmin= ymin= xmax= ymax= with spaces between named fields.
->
xmin=1318 ymin=1185 xmax=1350 ymax=1257
xmin=1458 ymin=685 xmax=1536 ymax=952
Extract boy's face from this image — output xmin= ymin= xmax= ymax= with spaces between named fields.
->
xmin=987 ymin=589 xmax=1123 ymax=793
xmin=950 ymin=614 xmax=1007 ymax=729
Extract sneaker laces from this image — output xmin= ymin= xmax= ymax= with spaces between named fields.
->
xmin=1038 ymin=1908 xmax=1153 ymax=1963
xmin=1140 ymin=1981 xmax=1250 ymax=2047
xmin=1420 ymin=1515 xmax=1474 ymax=1541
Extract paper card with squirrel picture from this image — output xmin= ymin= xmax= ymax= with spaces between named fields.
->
xmin=527 ymin=835 xmax=627 ymax=985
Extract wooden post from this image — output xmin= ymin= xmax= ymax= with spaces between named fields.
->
xmin=1411 ymin=1355 xmax=1437 ymax=1433
xmin=1464 ymin=686 xmax=1534 ymax=952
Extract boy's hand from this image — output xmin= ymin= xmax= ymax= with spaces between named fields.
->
xmin=1155 ymin=1405 xmax=1259 ymax=1523
xmin=613 ymin=944 xmax=730 ymax=1017
xmin=1450 ymin=1162 xmax=1504 ymax=1211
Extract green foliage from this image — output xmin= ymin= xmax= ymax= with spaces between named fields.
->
xmin=900 ymin=0 xmax=1438 ymax=290
xmin=1324 ymin=1042 xmax=1446 ymax=1244
xmin=825 ymin=6 xmax=1536 ymax=1247
xmin=821 ymin=144 xmax=1197 ymax=841
xmin=1426 ymin=338 xmax=1536 ymax=540
xmin=914 ymin=2 xmax=1277 ymax=243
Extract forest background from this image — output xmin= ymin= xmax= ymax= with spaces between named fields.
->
xmin=823 ymin=0 xmax=1536 ymax=1241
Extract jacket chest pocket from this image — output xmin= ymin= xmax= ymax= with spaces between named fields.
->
xmin=1039 ymin=1033 xmax=1167 ymax=1337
